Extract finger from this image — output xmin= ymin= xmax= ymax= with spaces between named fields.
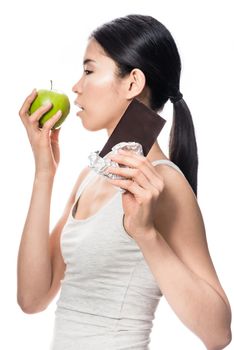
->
xmin=28 ymin=102 xmax=53 ymax=124
xmin=117 ymin=149 xmax=162 ymax=176
xmin=114 ymin=149 xmax=147 ymax=163
xmin=117 ymin=149 xmax=161 ymax=168
xmin=107 ymin=166 xmax=163 ymax=193
xmin=106 ymin=166 xmax=151 ymax=189
xmin=107 ymin=151 xmax=154 ymax=173
xmin=107 ymin=177 xmax=144 ymax=198
xmin=107 ymin=152 xmax=141 ymax=169
xmin=41 ymin=110 xmax=62 ymax=132
xmin=108 ymin=153 xmax=163 ymax=188
xmin=19 ymin=89 xmax=38 ymax=121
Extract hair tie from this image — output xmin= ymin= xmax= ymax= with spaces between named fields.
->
xmin=169 ymin=92 xmax=183 ymax=104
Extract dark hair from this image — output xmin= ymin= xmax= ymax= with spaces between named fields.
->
xmin=90 ymin=14 xmax=198 ymax=197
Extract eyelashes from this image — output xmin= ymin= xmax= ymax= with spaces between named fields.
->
xmin=84 ymin=70 xmax=93 ymax=75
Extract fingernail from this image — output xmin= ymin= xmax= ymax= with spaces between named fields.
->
xmin=57 ymin=110 xmax=62 ymax=116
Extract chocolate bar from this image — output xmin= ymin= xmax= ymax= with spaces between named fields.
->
xmin=98 ymin=98 xmax=166 ymax=158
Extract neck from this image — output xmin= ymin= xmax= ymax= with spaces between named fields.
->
xmin=146 ymin=141 xmax=168 ymax=162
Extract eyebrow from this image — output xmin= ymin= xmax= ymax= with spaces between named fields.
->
xmin=83 ymin=58 xmax=96 ymax=65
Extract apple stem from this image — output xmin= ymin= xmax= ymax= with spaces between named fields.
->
xmin=50 ymin=80 xmax=53 ymax=90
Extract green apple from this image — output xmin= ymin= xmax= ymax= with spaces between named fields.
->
xmin=29 ymin=89 xmax=70 ymax=129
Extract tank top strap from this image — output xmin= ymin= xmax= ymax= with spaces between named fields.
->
xmin=75 ymin=168 xmax=97 ymax=201
xmin=151 ymin=159 xmax=184 ymax=176
xmin=75 ymin=160 xmax=183 ymax=201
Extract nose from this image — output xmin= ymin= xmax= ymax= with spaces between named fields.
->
xmin=72 ymin=78 xmax=82 ymax=94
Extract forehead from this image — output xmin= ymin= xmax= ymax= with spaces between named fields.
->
xmin=84 ymin=39 xmax=105 ymax=57
xmin=83 ymin=39 xmax=115 ymax=67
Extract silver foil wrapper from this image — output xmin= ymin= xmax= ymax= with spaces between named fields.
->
xmin=88 ymin=142 xmax=144 ymax=193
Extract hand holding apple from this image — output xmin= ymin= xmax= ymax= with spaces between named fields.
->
xmin=19 ymin=89 xmax=66 ymax=177
xmin=29 ymin=85 xmax=70 ymax=129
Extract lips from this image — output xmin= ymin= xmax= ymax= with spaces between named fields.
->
xmin=74 ymin=100 xmax=84 ymax=110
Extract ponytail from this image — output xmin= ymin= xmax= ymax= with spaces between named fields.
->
xmin=169 ymin=97 xmax=198 ymax=197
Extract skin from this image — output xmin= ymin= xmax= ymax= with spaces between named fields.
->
xmin=17 ymin=38 xmax=232 ymax=349
xmin=72 ymin=39 xmax=163 ymax=154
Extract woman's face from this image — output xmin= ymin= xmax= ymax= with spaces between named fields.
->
xmin=72 ymin=38 xmax=130 ymax=135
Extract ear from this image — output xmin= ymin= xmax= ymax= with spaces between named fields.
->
xmin=125 ymin=68 xmax=146 ymax=99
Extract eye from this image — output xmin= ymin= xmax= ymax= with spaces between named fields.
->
xmin=84 ymin=70 xmax=93 ymax=75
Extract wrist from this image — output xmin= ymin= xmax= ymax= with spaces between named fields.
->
xmin=135 ymin=226 xmax=158 ymax=245
xmin=34 ymin=170 xmax=55 ymax=182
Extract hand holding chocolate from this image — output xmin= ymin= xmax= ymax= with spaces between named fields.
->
xmin=88 ymin=99 xmax=166 ymax=181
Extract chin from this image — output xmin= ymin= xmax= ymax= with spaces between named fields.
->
xmin=81 ymin=120 xmax=104 ymax=132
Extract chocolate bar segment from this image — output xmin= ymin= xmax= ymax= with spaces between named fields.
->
xmin=99 ymin=99 xmax=166 ymax=158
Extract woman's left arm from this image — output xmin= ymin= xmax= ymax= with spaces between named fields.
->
xmin=135 ymin=166 xmax=232 ymax=350
xmin=106 ymin=150 xmax=232 ymax=350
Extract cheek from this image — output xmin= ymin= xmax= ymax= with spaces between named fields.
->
xmin=87 ymin=73 xmax=118 ymax=100
xmin=85 ymin=75 xmax=120 ymax=119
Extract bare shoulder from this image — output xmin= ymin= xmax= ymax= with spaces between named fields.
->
xmin=54 ymin=165 xmax=92 ymax=229
xmin=153 ymin=162 xmax=230 ymax=305
xmin=154 ymin=162 xmax=196 ymax=206
xmin=68 ymin=165 xmax=92 ymax=204
xmin=153 ymin=162 xmax=204 ymax=250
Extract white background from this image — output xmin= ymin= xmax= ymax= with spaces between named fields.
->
xmin=0 ymin=0 xmax=233 ymax=349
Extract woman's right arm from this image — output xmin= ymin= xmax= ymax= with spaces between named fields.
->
xmin=17 ymin=167 xmax=90 ymax=314
xmin=17 ymin=89 xmax=90 ymax=313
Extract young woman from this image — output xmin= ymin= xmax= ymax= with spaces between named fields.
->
xmin=17 ymin=14 xmax=232 ymax=350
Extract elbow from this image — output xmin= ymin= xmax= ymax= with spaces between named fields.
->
xmin=18 ymin=303 xmax=47 ymax=315
xmin=17 ymin=295 xmax=47 ymax=314
xmin=216 ymin=330 xmax=232 ymax=349
xmin=206 ymin=328 xmax=232 ymax=350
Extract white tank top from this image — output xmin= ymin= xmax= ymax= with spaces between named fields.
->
xmin=50 ymin=159 xmax=184 ymax=350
